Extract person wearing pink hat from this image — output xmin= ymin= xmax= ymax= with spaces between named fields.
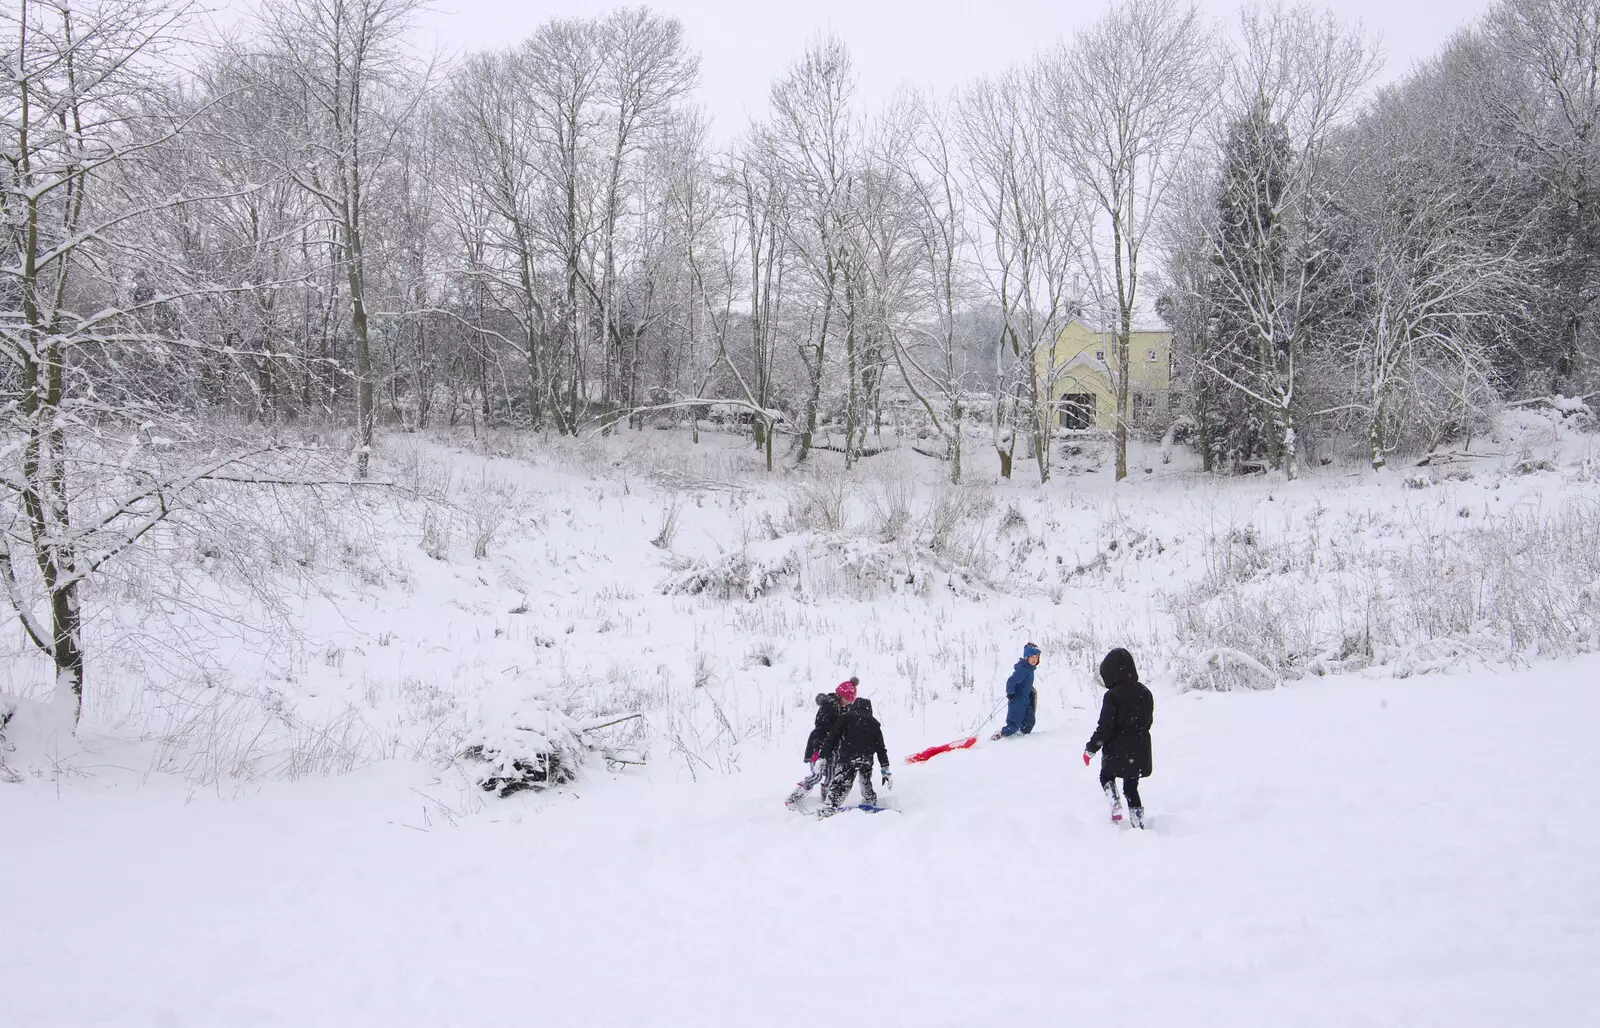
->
xmin=785 ymin=677 xmax=857 ymax=808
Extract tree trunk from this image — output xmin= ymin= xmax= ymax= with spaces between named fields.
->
xmin=49 ymin=580 xmax=84 ymax=724
xmin=1113 ymin=217 xmax=1131 ymax=482
xmin=844 ymin=272 xmax=859 ymax=470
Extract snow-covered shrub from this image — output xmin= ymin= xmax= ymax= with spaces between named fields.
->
xmin=1172 ymin=499 xmax=1600 ymax=688
xmin=925 ymin=483 xmax=993 ymax=556
xmin=459 ymin=691 xmax=585 ymax=797
xmin=394 ymin=444 xmax=455 ymax=501
xmin=148 ymin=689 xmax=376 ymax=784
xmin=1391 ymin=501 xmax=1600 ymax=655
xmin=463 ymin=470 xmax=519 ymax=558
xmin=1170 ymin=577 xmax=1325 ymax=688
xmin=420 ymin=508 xmax=452 ymax=560
xmin=796 ymin=536 xmax=931 ymax=600
xmin=660 ymin=538 xmax=800 ymax=600
xmin=864 ymin=478 xmax=915 ymax=540
xmin=651 ymin=493 xmax=684 ymax=549
xmin=744 ymin=639 xmax=784 ymax=668
xmin=788 ymin=473 xmax=853 ymax=532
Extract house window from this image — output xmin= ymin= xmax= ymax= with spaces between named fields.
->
xmin=1058 ymin=393 xmax=1095 ymax=430
xmin=1147 ymin=348 xmax=1159 ymax=362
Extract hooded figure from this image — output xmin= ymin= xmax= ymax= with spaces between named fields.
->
xmin=819 ymin=697 xmax=891 ymax=807
xmin=1084 ymin=647 xmax=1155 ymax=827
xmin=996 ymin=643 xmax=1041 ymax=739
xmin=803 ymin=682 xmax=853 ymax=761
xmin=786 ymin=678 xmax=858 ymax=807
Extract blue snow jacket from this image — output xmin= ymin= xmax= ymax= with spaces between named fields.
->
xmin=1005 ymin=658 xmax=1035 ymax=700
xmin=1000 ymin=659 xmax=1037 ymax=737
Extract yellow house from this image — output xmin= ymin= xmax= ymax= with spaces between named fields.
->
xmin=1036 ymin=319 xmax=1175 ymax=431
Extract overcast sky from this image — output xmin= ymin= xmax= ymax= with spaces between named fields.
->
xmin=214 ymin=1 xmax=1489 ymax=133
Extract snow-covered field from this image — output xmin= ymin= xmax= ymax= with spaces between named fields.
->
xmin=3 ymin=407 xmax=1599 ymax=1026
xmin=5 ymin=661 xmax=1598 ymax=1027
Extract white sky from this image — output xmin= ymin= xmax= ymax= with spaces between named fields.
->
xmin=390 ymin=0 xmax=1485 ymax=134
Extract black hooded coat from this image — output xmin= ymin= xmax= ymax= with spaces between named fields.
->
xmin=818 ymin=698 xmax=890 ymax=771
xmin=1086 ymin=648 xmax=1154 ymax=779
xmin=804 ymin=693 xmax=844 ymax=761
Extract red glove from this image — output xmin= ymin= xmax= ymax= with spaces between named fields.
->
xmin=1082 ymin=752 xmax=1092 ymax=766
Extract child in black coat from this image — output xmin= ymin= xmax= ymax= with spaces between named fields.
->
xmin=1083 ymin=648 xmax=1155 ymax=828
xmin=785 ymin=678 xmax=856 ymax=807
xmin=819 ymin=696 xmax=891 ymax=808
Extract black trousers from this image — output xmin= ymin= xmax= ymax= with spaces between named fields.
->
xmin=1100 ymin=770 xmax=1142 ymax=808
xmin=826 ymin=759 xmax=878 ymax=806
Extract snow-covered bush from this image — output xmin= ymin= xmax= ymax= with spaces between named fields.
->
xmin=661 ymin=538 xmax=801 ymax=600
xmin=463 ymin=470 xmax=520 ymax=558
xmin=1171 ymin=499 xmax=1600 ymax=688
xmin=925 ymin=483 xmax=993 ymax=556
xmin=420 ymin=508 xmax=452 ymax=560
xmin=459 ymin=691 xmax=586 ymax=797
xmin=864 ymin=477 xmax=915 ymax=540
xmin=788 ymin=473 xmax=854 ymax=532
xmin=148 ymin=689 xmax=376 ymax=784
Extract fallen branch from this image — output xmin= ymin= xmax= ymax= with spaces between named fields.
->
xmin=1415 ymin=451 xmax=1504 ymax=466
xmin=580 ymin=712 xmax=645 ymax=733
xmin=806 ymin=442 xmax=895 ymax=458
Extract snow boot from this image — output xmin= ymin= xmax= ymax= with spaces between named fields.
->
xmin=1102 ymin=780 xmax=1124 ymax=824
xmin=1129 ymin=807 xmax=1146 ymax=830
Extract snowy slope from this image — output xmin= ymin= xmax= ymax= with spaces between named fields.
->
xmin=2 ymin=409 xmax=1598 ymax=1026
xmin=4 ymin=657 xmax=1598 ymax=1027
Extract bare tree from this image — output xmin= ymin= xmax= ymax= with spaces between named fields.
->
xmin=254 ymin=0 xmax=428 ymax=477
xmin=0 ymin=0 xmax=319 ymax=723
xmin=722 ymin=132 xmax=790 ymax=469
xmin=1489 ymin=0 xmax=1600 ymax=391
xmin=592 ymin=8 xmax=698 ymax=425
xmin=1342 ymin=52 xmax=1535 ymax=466
xmin=959 ymin=69 xmax=1081 ymax=482
xmin=886 ymin=92 xmax=974 ymax=483
xmin=766 ymin=36 xmax=856 ymax=464
xmin=519 ymin=17 xmax=605 ymax=433
xmin=1047 ymin=0 xmax=1218 ymax=481
xmin=443 ymin=47 xmax=553 ymax=428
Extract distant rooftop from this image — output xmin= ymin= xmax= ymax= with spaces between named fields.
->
xmin=1066 ymin=316 xmax=1172 ymax=335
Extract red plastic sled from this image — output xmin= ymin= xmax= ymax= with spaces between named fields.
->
xmin=905 ymin=736 xmax=978 ymax=764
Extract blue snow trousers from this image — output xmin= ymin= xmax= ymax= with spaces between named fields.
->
xmin=1000 ymin=687 xmax=1036 ymax=737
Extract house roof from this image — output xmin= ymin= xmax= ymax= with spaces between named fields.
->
xmin=1065 ymin=316 xmax=1172 ymax=336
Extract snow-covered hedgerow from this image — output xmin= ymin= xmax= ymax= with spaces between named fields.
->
xmin=1170 ymin=498 xmax=1600 ymax=688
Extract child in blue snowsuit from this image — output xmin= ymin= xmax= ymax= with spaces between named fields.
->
xmin=992 ymin=643 xmax=1040 ymax=739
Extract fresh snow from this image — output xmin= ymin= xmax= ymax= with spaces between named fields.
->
xmin=3 ymin=660 xmax=1598 ymax=1026
xmin=2 ymin=411 xmax=1598 ymax=1026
